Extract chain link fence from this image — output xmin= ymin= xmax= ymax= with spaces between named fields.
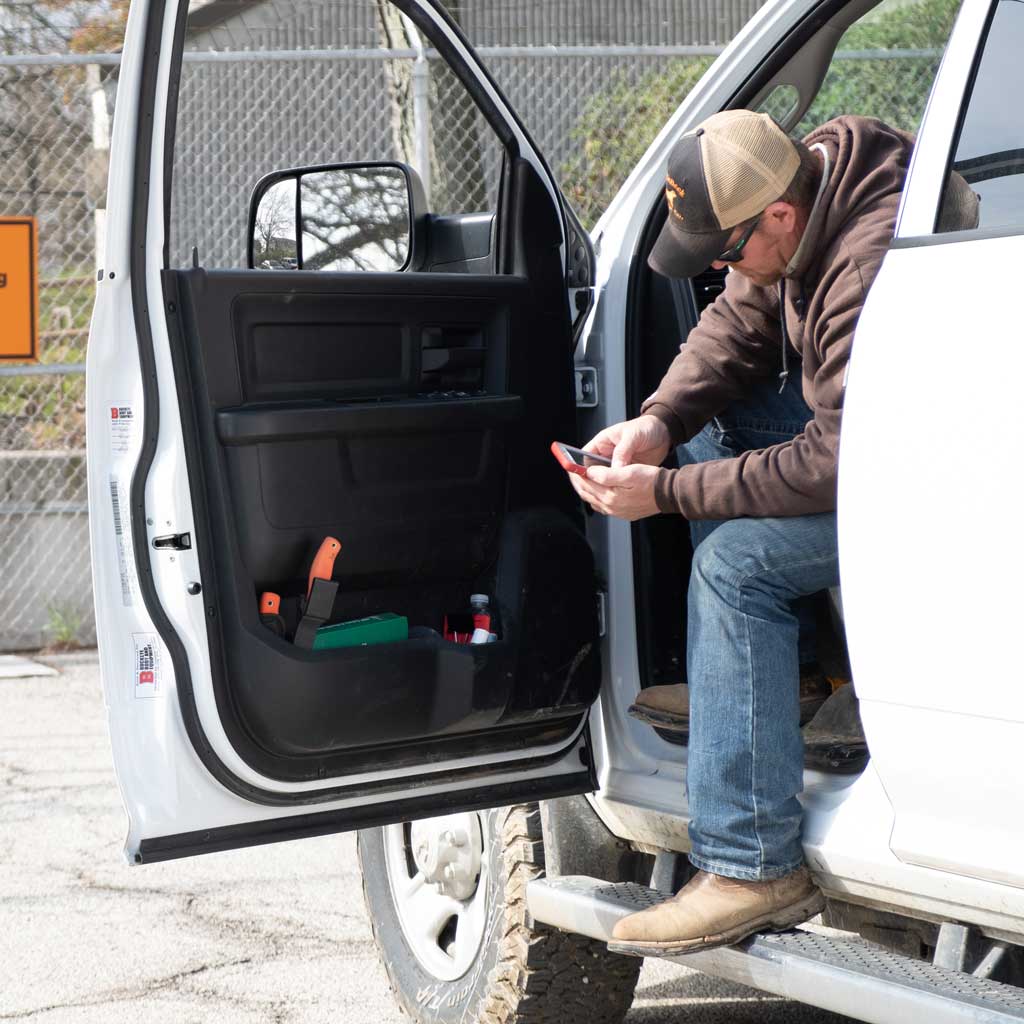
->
xmin=0 ymin=35 xmax=944 ymax=651
xmin=0 ymin=55 xmax=107 ymax=652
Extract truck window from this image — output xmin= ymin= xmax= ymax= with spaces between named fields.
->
xmin=759 ymin=0 xmax=962 ymax=135
xmin=167 ymin=0 xmax=504 ymax=270
xmin=937 ymin=0 xmax=1024 ymax=234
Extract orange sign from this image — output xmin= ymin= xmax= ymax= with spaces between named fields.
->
xmin=0 ymin=217 xmax=39 ymax=362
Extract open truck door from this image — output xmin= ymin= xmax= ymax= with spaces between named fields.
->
xmin=86 ymin=0 xmax=598 ymax=864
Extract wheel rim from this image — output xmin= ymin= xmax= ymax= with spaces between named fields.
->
xmin=383 ymin=812 xmax=488 ymax=981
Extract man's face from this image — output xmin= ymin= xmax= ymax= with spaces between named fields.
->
xmin=709 ymin=204 xmax=797 ymax=288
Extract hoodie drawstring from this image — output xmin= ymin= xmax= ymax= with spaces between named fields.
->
xmin=777 ymin=280 xmax=790 ymax=393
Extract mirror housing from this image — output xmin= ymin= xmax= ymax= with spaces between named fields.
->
xmin=247 ymin=161 xmax=428 ymax=272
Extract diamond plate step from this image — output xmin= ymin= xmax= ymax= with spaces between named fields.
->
xmin=527 ymin=876 xmax=1024 ymax=1024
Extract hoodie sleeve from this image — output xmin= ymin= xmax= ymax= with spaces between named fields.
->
xmin=640 ymin=270 xmax=784 ymax=445
xmin=651 ymin=250 xmax=864 ymax=519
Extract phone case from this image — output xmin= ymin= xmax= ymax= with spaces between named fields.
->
xmin=550 ymin=441 xmax=609 ymax=476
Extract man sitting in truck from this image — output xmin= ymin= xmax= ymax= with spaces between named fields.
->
xmin=569 ymin=109 xmax=922 ymax=955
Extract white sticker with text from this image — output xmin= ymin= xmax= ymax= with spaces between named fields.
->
xmin=132 ymin=633 xmax=163 ymax=699
xmin=109 ymin=404 xmax=135 ymax=455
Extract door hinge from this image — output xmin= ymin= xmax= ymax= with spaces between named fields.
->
xmin=575 ymin=366 xmax=598 ymax=408
xmin=152 ymin=532 xmax=192 ymax=551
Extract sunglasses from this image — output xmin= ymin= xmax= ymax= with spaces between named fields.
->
xmin=716 ymin=215 xmax=761 ymax=263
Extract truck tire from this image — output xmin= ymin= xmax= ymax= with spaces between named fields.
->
xmin=357 ymin=803 xmax=640 ymax=1024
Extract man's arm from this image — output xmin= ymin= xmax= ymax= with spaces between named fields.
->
xmin=569 ymin=273 xmax=785 ymax=522
xmin=652 ymin=259 xmax=861 ymax=520
xmin=640 ymin=270 xmax=785 ymax=445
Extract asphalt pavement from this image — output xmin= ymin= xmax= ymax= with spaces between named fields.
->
xmin=0 ymin=652 xmax=854 ymax=1024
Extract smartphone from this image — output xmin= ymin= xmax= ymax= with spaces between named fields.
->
xmin=550 ymin=441 xmax=613 ymax=476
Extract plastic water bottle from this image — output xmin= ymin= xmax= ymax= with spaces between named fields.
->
xmin=470 ymin=594 xmax=494 ymax=643
xmin=470 ymin=594 xmax=491 ymax=632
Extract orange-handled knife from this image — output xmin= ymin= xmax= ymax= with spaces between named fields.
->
xmin=258 ymin=591 xmax=286 ymax=637
xmin=307 ymin=536 xmax=342 ymax=599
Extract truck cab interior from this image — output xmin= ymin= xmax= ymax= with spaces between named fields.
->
xmin=618 ymin=0 xmax=963 ymax=773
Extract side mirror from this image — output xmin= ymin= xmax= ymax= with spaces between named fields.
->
xmin=247 ymin=162 xmax=427 ymax=271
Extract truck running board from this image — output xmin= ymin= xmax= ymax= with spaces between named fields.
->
xmin=526 ymin=876 xmax=1024 ymax=1024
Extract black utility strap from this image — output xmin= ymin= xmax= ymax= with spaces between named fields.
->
xmin=293 ymin=578 xmax=339 ymax=649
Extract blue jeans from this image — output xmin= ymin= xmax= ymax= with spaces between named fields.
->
xmin=677 ymin=375 xmax=839 ymax=880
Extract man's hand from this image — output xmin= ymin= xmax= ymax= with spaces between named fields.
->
xmin=580 ymin=414 xmax=672 ymax=469
xmin=568 ymin=415 xmax=671 ymax=521
xmin=572 ymin=462 xmax=663 ymax=520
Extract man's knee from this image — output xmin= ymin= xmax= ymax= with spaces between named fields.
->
xmin=690 ymin=516 xmax=838 ymax=608
xmin=690 ymin=524 xmax=760 ymax=599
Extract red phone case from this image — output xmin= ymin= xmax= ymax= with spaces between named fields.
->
xmin=550 ymin=441 xmax=594 ymax=476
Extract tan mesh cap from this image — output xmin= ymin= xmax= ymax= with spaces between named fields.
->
xmin=648 ymin=109 xmax=800 ymax=279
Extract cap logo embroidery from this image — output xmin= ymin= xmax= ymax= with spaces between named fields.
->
xmin=665 ymin=175 xmax=685 ymax=222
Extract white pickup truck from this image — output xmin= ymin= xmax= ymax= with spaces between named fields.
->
xmin=88 ymin=0 xmax=1024 ymax=1020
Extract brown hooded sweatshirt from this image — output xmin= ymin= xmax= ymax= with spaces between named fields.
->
xmin=641 ymin=115 xmax=914 ymax=519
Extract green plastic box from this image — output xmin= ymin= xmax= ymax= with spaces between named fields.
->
xmin=312 ymin=612 xmax=409 ymax=651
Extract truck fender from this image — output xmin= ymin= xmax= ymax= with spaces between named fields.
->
xmin=540 ymin=795 xmax=646 ymax=882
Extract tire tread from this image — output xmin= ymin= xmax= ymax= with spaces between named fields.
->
xmin=360 ymin=803 xmax=639 ymax=1024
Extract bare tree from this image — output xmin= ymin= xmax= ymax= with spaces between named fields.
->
xmin=253 ymin=180 xmax=296 ymax=262
xmin=373 ymin=0 xmax=489 ymax=214
xmin=300 ymin=168 xmax=410 ymax=271
xmin=0 ymin=0 xmax=127 ymax=55
xmin=0 ymin=1 xmax=122 ymax=282
xmin=374 ymin=1 xmax=418 ymax=174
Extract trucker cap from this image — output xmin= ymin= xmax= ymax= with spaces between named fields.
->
xmin=648 ymin=109 xmax=801 ymax=279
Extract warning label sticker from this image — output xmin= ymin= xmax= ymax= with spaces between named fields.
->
xmin=0 ymin=217 xmax=38 ymax=362
xmin=109 ymin=474 xmax=138 ymax=606
xmin=132 ymin=633 xmax=163 ymax=699
xmin=109 ymin=404 xmax=135 ymax=455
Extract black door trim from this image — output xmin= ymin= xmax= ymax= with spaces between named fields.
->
xmin=136 ymin=768 xmax=595 ymax=863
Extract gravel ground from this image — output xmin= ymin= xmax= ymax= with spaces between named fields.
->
xmin=0 ymin=653 xmax=853 ymax=1024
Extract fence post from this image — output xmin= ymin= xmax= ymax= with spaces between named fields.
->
xmin=88 ymin=63 xmax=111 ymax=271
xmin=411 ymin=53 xmax=432 ymax=202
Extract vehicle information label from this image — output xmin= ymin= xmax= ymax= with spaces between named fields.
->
xmin=109 ymin=474 xmax=138 ymax=606
xmin=109 ymin=404 xmax=135 ymax=455
xmin=132 ymin=633 xmax=163 ymax=699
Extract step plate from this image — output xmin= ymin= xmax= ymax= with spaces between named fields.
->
xmin=527 ymin=876 xmax=1024 ymax=1024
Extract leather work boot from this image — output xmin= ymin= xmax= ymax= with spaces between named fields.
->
xmin=802 ymin=682 xmax=869 ymax=773
xmin=607 ymin=866 xmax=825 ymax=957
xmin=628 ymin=667 xmax=837 ymax=734
xmin=627 ymin=683 xmax=689 ymax=732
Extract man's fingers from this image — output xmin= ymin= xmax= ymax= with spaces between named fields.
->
xmin=587 ymin=443 xmax=617 ymax=461
xmin=585 ymin=465 xmax=634 ymax=488
xmin=576 ymin=479 xmax=616 ymax=504
xmin=606 ymin=442 xmax=630 ymax=468
xmin=569 ymin=474 xmax=608 ymax=506
xmin=574 ymin=481 xmax=618 ymax=516
xmin=571 ymin=463 xmax=656 ymax=520
xmin=582 ymin=429 xmax=619 ymax=459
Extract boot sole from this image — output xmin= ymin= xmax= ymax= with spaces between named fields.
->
xmin=606 ymin=888 xmax=826 ymax=958
xmin=629 ymin=698 xmax=830 ymax=734
xmin=627 ymin=703 xmax=689 ymax=732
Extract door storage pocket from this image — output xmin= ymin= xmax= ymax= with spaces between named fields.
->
xmin=226 ymin=509 xmax=600 ymax=764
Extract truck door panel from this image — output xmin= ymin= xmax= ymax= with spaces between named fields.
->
xmin=164 ymin=163 xmax=600 ymax=784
